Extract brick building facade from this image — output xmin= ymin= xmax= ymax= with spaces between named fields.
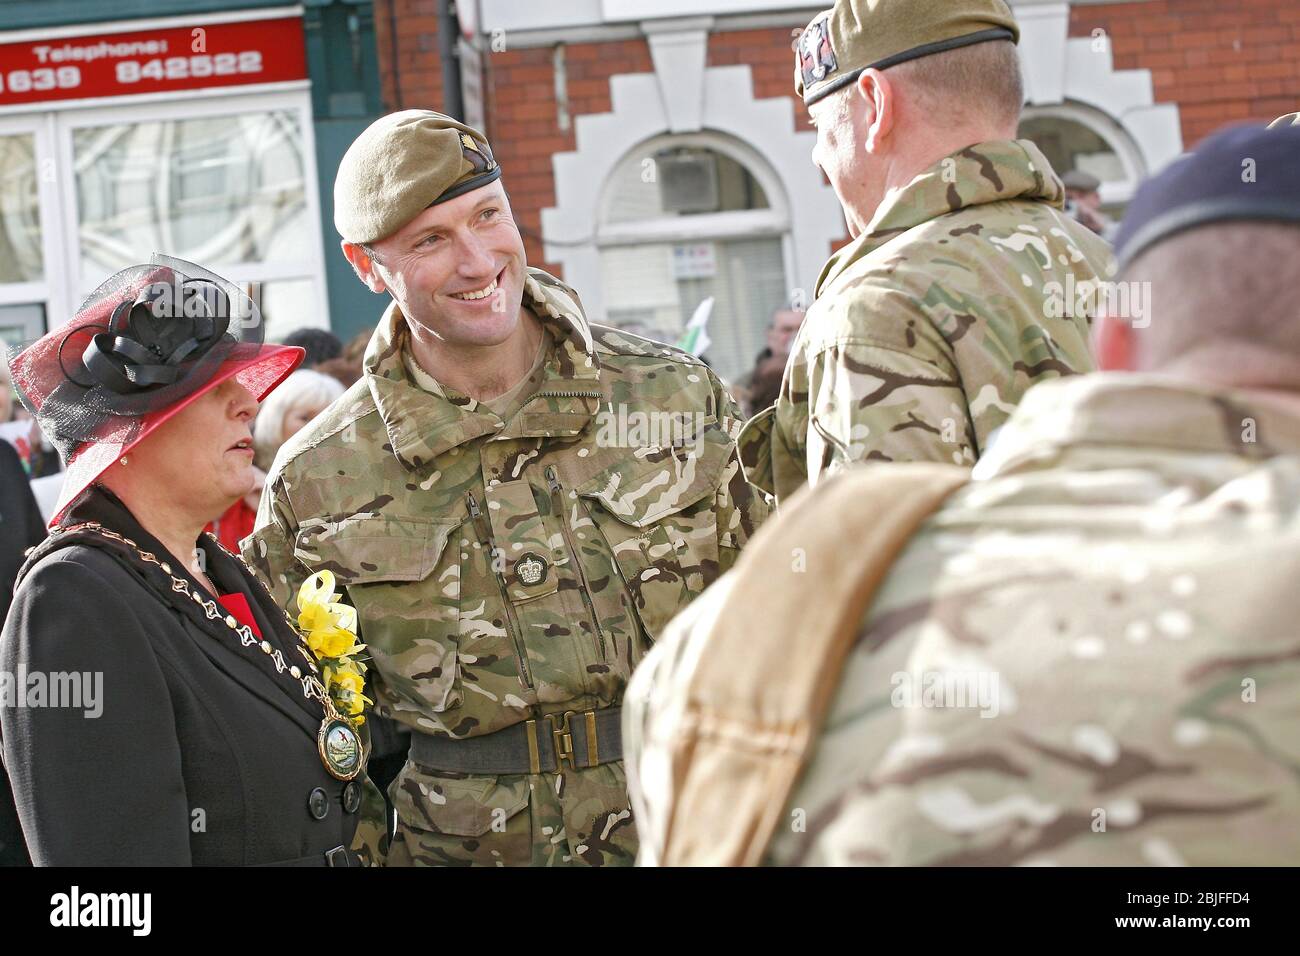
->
xmin=370 ymin=0 xmax=1300 ymax=381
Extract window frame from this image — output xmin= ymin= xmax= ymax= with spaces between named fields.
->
xmin=1020 ymin=100 xmax=1147 ymax=206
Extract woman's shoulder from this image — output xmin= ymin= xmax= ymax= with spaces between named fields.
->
xmin=11 ymin=538 xmax=151 ymax=620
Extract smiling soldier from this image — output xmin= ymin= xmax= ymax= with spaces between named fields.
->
xmin=243 ymin=110 xmax=767 ymax=866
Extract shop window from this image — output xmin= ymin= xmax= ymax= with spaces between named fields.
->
xmin=0 ymin=133 xmax=43 ymax=284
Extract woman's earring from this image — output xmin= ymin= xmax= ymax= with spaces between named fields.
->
xmin=119 ymin=456 xmax=129 ymax=466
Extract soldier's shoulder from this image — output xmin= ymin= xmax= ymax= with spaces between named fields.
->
xmin=270 ymin=377 xmax=380 ymax=473
xmin=590 ymin=323 xmax=708 ymax=370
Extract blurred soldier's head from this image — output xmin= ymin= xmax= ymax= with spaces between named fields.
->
xmin=333 ymin=110 xmax=529 ymax=354
xmin=796 ymin=0 xmax=1023 ymax=237
xmin=1097 ymin=124 xmax=1300 ymax=390
xmin=1063 ymin=170 xmax=1104 ymax=214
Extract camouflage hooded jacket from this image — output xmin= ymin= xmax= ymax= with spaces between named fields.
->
xmin=630 ymin=374 xmax=1300 ymax=865
xmin=244 ymin=269 xmax=766 ymax=742
xmin=739 ymin=138 xmax=1114 ymax=502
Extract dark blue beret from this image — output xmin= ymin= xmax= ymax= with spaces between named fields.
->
xmin=1114 ymin=123 xmax=1300 ymax=268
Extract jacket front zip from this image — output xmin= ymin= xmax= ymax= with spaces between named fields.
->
xmin=466 ymin=491 xmax=534 ymax=688
xmin=545 ymin=465 xmax=607 ymax=661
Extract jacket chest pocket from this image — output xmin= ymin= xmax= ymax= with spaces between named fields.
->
xmin=461 ymin=480 xmax=564 ymax=700
xmin=576 ymin=422 xmax=731 ymax=642
xmin=293 ymin=514 xmax=463 ymax=717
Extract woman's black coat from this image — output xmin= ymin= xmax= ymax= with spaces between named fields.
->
xmin=0 ymin=486 xmax=364 ymax=865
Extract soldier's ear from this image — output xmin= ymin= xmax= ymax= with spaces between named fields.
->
xmin=1095 ymin=312 xmax=1136 ymax=372
xmin=858 ymin=69 xmax=894 ymax=153
xmin=341 ymin=241 xmax=388 ymax=295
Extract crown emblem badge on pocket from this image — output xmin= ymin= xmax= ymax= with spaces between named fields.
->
xmin=516 ymin=552 xmax=548 ymax=587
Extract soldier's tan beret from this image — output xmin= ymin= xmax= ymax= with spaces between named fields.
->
xmin=334 ymin=110 xmax=501 ymax=244
xmin=1269 ymin=112 xmax=1300 ymax=129
xmin=795 ymin=0 xmax=1020 ymax=107
xmin=1062 ymin=170 xmax=1102 ymax=193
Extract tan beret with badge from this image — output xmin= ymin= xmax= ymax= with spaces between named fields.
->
xmin=795 ymin=0 xmax=1020 ymax=106
xmin=334 ymin=109 xmax=501 ymax=244
xmin=1269 ymin=112 xmax=1300 ymax=129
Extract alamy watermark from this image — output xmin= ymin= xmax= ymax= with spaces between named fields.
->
xmin=890 ymin=669 xmax=1001 ymax=719
xmin=1043 ymin=274 xmax=1152 ymax=328
xmin=594 ymin=405 xmax=707 ymax=452
xmin=1 ymin=667 xmax=103 ymax=718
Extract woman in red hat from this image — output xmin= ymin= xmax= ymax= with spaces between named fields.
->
xmin=1 ymin=256 xmax=377 ymax=866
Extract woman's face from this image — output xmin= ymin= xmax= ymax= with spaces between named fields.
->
xmin=281 ymin=401 xmax=328 ymax=444
xmin=124 ymin=378 xmax=260 ymax=517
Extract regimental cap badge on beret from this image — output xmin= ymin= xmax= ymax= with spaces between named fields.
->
xmin=797 ymin=12 xmax=839 ymax=92
xmin=795 ymin=0 xmax=1021 ymax=107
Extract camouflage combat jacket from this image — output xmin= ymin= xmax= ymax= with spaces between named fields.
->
xmin=630 ymin=373 xmax=1300 ymax=865
xmin=739 ymin=138 xmax=1114 ymax=502
xmin=245 ymin=269 xmax=766 ymax=744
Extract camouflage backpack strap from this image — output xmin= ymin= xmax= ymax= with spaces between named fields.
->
xmin=659 ymin=462 xmax=970 ymax=866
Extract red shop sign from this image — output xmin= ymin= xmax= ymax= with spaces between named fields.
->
xmin=0 ymin=16 xmax=307 ymax=107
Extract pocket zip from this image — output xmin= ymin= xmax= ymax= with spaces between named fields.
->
xmin=466 ymin=492 xmax=534 ymax=688
xmin=545 ymin=465 xmax=607 ymax=661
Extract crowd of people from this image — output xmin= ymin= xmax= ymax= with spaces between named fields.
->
xmin=2 ymin=0 xmax=1299 ymax=868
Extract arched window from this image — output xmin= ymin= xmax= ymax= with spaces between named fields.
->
xmin=1020 ymin=102 xmax=1147 ymax=216
xmin=595 ymin=133 xmax=793 ymax=384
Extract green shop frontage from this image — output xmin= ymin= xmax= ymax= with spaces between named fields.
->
xmin=0 ymin=0 xmax=387 ymax=350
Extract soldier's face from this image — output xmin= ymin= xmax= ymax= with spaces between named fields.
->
xmin=353 ymin=181 xmax=529 ymax=350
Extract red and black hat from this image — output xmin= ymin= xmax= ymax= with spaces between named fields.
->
xmin=7 ymin=254 xmax=304 ymax=526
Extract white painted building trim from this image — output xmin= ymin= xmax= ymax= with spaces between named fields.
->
xmin=542 ymin=48 xmax=843 ymax=322
xmin=1014 ymin=0 xmax=1183 ymax=191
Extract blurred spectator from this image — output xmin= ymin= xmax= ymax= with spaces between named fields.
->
xmin=1 ymin=367 xmax=59 ymax=479
xmin=205 ymin=466 xmax=265 ymax=555
xmin=251 ymin=368 xmax=345 ymax=472
xmin=0 ymin=363 xmax=12 ymax=423
xmin=1063 ymin=169 xmax=1117 ymax=240
xmin=279 ymin=328 xmax=343 ymax=369
xmin=0 ymin=437 xmax=44 ymax=625
xmin=203 ymin=369 xmax=343 ymax=551
xmin=736 ymin=308 xmax=806 ymax=417
xmin=316 ymin=327 xmax=372 ymax=388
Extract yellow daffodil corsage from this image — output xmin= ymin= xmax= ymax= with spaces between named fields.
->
xmin=296 ymin=570 xmax=372 ymax=726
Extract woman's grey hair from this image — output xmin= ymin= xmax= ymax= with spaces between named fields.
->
xmin=252 ymin=368 xmax=345 ymax=470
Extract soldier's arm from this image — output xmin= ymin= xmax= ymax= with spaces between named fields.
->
xmin=708 ymin=371 xmax=770 ymax=574
xmin=242 ymin=470 xmax=309 ymax=615
xmin=804 ymin=337 xmax=976 ymax=473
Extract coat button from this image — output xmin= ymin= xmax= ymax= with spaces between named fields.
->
xmin=343 ymin=782 xmax=361 ymax=814
xmin=308 ymin=787 xmax=330 ymax=820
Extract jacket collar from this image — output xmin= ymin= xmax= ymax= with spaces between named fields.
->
xmin=975 ymin=373 xmax=1300 ymax=480
xmin=364 ymin=268 xmax=602 ymax=470
xmin=816 ymin=138 xmax=1065 ymax=298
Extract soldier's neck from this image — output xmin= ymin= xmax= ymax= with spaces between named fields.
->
xmin=407 ymin=307 xmax=544 ymax=402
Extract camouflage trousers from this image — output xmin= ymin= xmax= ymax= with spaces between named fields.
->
xmin=384 ymin=758 xmax=637 ymax=866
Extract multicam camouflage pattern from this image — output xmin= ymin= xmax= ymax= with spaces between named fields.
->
xmin=244 ymin=267 xmax=766 ymax=866
xmin=630 ymin=374 xmax=1300 ymax=865
xmin=739 ymin=138 xmax=1114 ymax=502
